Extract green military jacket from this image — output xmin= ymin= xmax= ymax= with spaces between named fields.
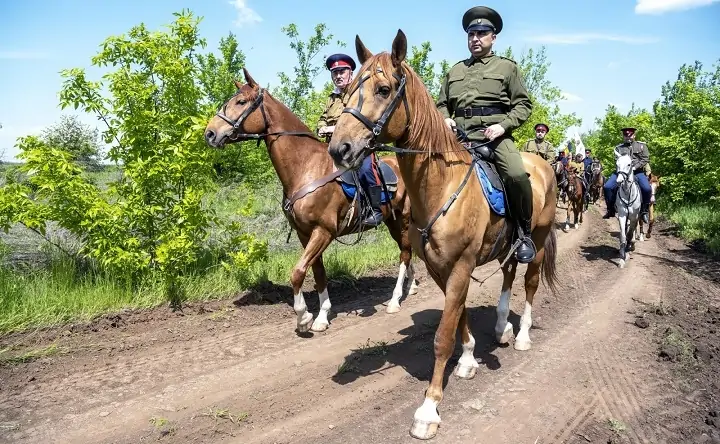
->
xmin=316 ymin=89 xmax=349 ymax=132
xmin=614 ymin=141 xmax=650 ymax=172
xmin=523 ymin=139 xmax=555 ymax=160
xmin=436 ymin=52 xmax=532 ymax=142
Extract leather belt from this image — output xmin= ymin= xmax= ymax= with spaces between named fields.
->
xmin=457 ymin=106 xmax=507 ymax=118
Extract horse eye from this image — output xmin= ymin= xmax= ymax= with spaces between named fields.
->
xmin=377 ymin=86 xmax=391 ymax=97
xmin=236 ymin=99 xmax=247 ymax=105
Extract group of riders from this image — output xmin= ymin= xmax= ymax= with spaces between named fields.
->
xmin=315 ymin=5 xmax=654 ymax=265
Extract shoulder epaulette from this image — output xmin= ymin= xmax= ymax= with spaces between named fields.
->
xmin=496 ymin=55 xmax=518 ymax=65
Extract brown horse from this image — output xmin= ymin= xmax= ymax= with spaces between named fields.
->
xmin=563 ymin=171 xmax=584 ymax=232
xmin=588 ymin=161 xmax=604 ymax=204
xmin=204 ymin=68 xmax=418 ymax=334
xmin=637 ymin=173 xmax=660 ymax=241
xmin=327 ymin=31 xmax=559 ymax=440
xmin=553 ymin=160 xmax=568 ymax=205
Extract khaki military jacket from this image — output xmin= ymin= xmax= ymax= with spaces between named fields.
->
xmin=316 ymin=89 xmax=349 ymax=131
xmin=615 ymin=141 xmax=650 ymax=172
xmin=436 ymin=52 xmax=532 ymax=142
xmin=523 ymin=139 xmax=555 ymax=160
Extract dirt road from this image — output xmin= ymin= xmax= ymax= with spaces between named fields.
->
xmin=1 ymin=205 xmax=719 ymax=444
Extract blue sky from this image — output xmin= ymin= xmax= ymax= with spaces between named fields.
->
xmin=1 ymin=0 xmax=719 ymax=160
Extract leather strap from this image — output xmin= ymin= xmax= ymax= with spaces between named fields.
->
xmin=283 ymin=169 xmax=346 ymax=212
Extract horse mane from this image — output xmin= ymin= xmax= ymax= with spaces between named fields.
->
xmin=358 ymin=52 xmax=471 ymax=164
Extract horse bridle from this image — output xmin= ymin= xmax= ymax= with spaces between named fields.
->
xmin=341 ymin=66 xmax=410 ymax=148
xmin=215 ymin=87 xmax=318 ymax=145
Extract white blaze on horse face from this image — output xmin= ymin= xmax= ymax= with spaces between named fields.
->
xmin=311 ymin=288 xmax=331 ymax=332
xmin=294 ymin=291 xmax=313 ymax=332
xmin=495 ymin=289 xmax=513 ymax=344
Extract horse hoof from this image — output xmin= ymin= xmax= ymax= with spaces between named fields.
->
xmin=454 ymin=358 xmax=479 ymax=379
xmin=514 ymin=339 xmax=532 ymax=351
xmin=496 ymin=322 xmax=514 ymax=345
xmin=618 ymin=259 xmax=626 ymax=269
xmin=575 ymin=224 xmax=580 ymax=230
xmin=310 ymin=320 xmax=329 ymax=332
xmin=410 ymin=420 xmax=439 ymax=440
xmin=409 ymin=281 xmax=419 ymax=295
xmin=297 ymin=312 xmax=314 ymax=333
xmin=386 ymin=302 xmax=401 ymax=314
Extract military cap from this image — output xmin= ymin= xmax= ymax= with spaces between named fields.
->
xmin=534 ymin=123 xmax=549 ymax=132
xmin=585 ymin=148 xmax=591 ymax=153
xmin=621 ymin=127 xmax=637 ymax=133
xmin=463 ymin=6 xmax=503 ymax=34
xmin=326 ymin=53 xmax=356 ymax=72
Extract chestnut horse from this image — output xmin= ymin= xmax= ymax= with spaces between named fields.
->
xmin=204 ymin=69 xmax=418 ymax=334
xmin=327 ymin=31 xmax=559 ymax=440
xmin=637 ymin=173 xmax=660 ymax=241
xmin=563 ymin=170 xmax=584 ymax=231
xmin=588 ymin=162 xmax=605 ymax=205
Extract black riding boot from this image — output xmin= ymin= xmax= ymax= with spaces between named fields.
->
xmin=362 ymin=186 xmax=384 ymax=227
xmin=507 ymin=177 xmax=536 ymax=264
xmin=640 ymin=202 xmax=650 ymax=224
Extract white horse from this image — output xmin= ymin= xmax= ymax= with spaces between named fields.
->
xmin=614 ymin=149 xmax=642 ymax=268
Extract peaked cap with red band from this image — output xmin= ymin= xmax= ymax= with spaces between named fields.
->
xmin=534 ymin=123 xmax=549 ymax=132
xmin=326 ymin=53 xmax=356 ymax=72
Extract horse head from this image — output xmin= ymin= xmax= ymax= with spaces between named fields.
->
xmin=204 ymin=68 xmax=267 ymax=148
xmin=614 ymin=148 xmax=634 ymax=187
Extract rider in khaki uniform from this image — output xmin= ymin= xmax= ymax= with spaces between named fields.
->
xmin=522 ymin=123 xmax=555 ymax=161
xmin=568 ymin=153 xmax=589 ymax=203
xmin=437 ymin=6 xmax=536 ymax=263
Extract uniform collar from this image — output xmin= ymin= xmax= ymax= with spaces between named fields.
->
xmin=467 ymin=51 xmax=495 ymax=66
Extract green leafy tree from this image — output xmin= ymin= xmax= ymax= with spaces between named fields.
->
xmin=406 ymin=41 xmax=450 ymax=101
xmin=40 ymin=114 xmax=103 ymax=169
xmin=272 ymin=23 xmax=342 ymax=129
xmin=500 ymin=47 xmax=582 ymax=148
xmin=0 ymin=10 xmax=267 ymax=308
xmin=196 ymin=32 xmax=273 ymax=183
xmin=651 ymin=60 xmax=720 ymax=202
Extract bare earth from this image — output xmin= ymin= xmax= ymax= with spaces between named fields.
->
xmin=1 ymin=204 xmax=719 ymax=444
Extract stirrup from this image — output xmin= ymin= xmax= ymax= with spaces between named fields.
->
xmin=514 ymin=236 xmax=536 ymax=264
xmin=362 ymin=210 xmax=384 ymax=227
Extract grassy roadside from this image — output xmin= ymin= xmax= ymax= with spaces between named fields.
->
xmin=657 ymin=200 xmax=720 ymax=256
xmin=0 ymin=167 xmax=402 ymax=335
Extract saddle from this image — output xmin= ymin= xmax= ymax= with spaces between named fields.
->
xmin=335 ymin=158 xmax=399 ymax=226
xmin=463 ymin=141 xmax=507 ymax=216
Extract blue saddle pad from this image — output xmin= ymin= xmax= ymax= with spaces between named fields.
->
xmin=340 ymin=183 xmax=393 ymax=203
xmin=473 ymin=161 xmax=506 ymax=216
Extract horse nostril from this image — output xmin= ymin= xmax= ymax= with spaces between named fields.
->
xmin=205 ymin=130 xmax=215 ymax=143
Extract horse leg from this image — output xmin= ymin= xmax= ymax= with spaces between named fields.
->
xmin=385 ymin=211 xmax=415 ymax=313
xmin=453 ymin=304 xmax=479 ymax=379
xmin=291 ymin=228 xmax=333 ymax=333
xmin=617 ymin=214 xmax=628 ymax=269
xmin=495 ymin=259 xmax=518 ymax=345
xmin=515 ymin=240 xmax=545 ymax=351
xmin=577 ymin=202 xmax=583 ymax=228
xmin=564 ymin=203 xmax=571 ymax=232
xmin=647 ymin=203 xmax=654 ymax=239
xmin=310 ymin=255 xmax=331 ymax=332
xmin=410 ymin=260 xmax=472 ymax=440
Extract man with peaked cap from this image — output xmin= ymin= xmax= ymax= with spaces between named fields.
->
xmin=317 ymin=53 xmax=384 ymax=227
xmin=436 ymin=6 xmax=536 ymax=263
xmin=522 ymin=123 xmax=555 ymax=161
xmin=602 ymin=126 xmax=652 ymax=223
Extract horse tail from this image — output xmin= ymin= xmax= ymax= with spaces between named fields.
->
xmin=541 ymin=227 xmax=560 ymax=294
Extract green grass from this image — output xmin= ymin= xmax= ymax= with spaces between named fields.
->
xmin=0 ymin=171 xmax=401 ymax=334
xmin=658 ymin=200 xmax=720 ymax=255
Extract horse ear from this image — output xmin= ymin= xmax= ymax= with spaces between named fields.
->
xmin=233 ymin=79 xmax=243 ymax=90
xmin=391 ymin=29 xmax=407 ymax=67
xmin=243 ymin=67 xmax=258 ymax=89
xmin=355 ymin=35 xmax=373 ymax=65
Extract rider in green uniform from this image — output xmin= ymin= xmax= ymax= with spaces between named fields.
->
xmin=436 ymin=6 xmax=536 ymax=263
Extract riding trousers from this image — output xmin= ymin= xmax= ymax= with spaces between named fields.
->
xmin=358 ymin=152 xmax=381 ymax=188
xmin=603 ymin=171 xmax=651 ymax=209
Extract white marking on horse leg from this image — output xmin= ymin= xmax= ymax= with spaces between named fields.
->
xmin=514 ymin=301 xmax=533 ymax=351
xmin=408 ymin=262 xmax=419 ymax=295
xmin=618 ymin=258 xmax=626 ymax=269
xmin=387 ymin=262 xmax=406 ymax=314
xmin=454 ymin=331 xmax=480 ymax=379
xmin=294 ymin=291 xmax=313 ymax=332
xmin=495 ymin=289 xmax=514 ymax=344
xmin=410 ymin=397 xmax=441 ymax=440
xmin=310 ymin=288 xmax=331 ymax=332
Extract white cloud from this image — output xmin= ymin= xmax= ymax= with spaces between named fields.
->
xmin=635 ymin=0 xmax=720 ymax=14
xmin=561 ymin=92 xmax=583 ymax=103
xmin=525 ymin=33 xmax=659 ymax=45
xmin=0 ymin=51 xmax=49 ymax=60
xmin=229 ymin=0 xmax=262 ymax=27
